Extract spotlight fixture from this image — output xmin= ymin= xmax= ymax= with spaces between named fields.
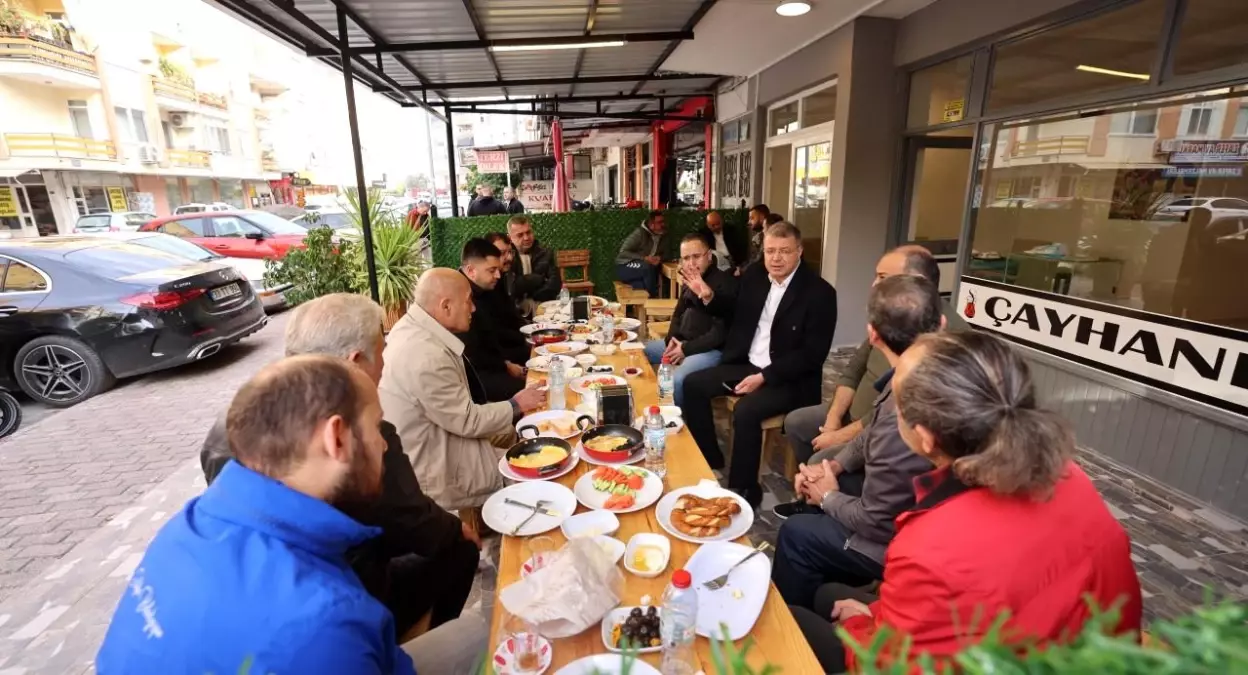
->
xmin=776 ymin=1 xmax=812 ymax=17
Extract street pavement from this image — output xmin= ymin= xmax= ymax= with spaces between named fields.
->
xmin=0 ymin=311 xmax=289 ymax=674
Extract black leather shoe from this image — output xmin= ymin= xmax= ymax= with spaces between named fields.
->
xmin=732 ymin=484 xmax=763 ymax=510
xmin=772 ymin=500 xmax=820 ymax=520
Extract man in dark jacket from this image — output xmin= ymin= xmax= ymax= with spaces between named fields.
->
xmin=467 ymin=184 xmax=508 ymax=216
xmin=643 ymin=232 xmax=734 ymax=406
xmin=503 ymin=186 xmax=525 ymax=214
xmin=615 ymin=210 xmax=668 ymax=296
xmin=457 ymin=238 xmax=528 ymax=401
xmin=744 ymin=203 xmax=771 ymax=269
xmin=698 ymin=210 xmax=748 ymax=273
xmin=199 ymin=293 xmax=478 ymax=638
xmin=486 ymin=230 xmax=530 ymax=337
xmin=771 ymin=275 xmax=941 ymax=610
xmin=505 ymin=215 xmax=562 ymax=317
xmin=680 ymin=221 xmax=837 ymax=506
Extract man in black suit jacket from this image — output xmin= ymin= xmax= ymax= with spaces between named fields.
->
xmin=697 ymin=210 xmax=749 ymax=273
xmin=681 ymin=221 xmax=837 ymax=506
xmin=457 ymin=238 xmax=529 ymax=401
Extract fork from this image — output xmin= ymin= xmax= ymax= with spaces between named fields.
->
xmin=510 ymin=499 xmax=550 ymax=536
xmin=703 ymin=542 xmax=770 ymax=591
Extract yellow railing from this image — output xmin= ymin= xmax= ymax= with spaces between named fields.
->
xmin=3 ymin=133 xmax=116 ymax=160
xmin=1011 ymin=135 xmax=1090 ymax=157
xmin=0 ymin=36 xmax=97 ymax=76
xmin=167 ymin=148 xmax=210 ymax=168
xmin=261 ymin=158 xmax=279 ymax=172
xmin=198 ymin=92 xmax=228 ymax=110
xmin=254 ymin=108 xmax=271 ymax=123
xmin=153 ymin=78 xmax=196 ymax=103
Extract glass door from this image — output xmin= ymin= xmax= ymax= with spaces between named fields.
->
xmin=793 ymin=141 xmax=831 ymax=274
xmin=898 ymin=129 xmax=975 ymax=294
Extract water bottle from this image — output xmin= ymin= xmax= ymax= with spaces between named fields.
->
xmin=548 ymin=358 xmax=566 ymax=411
xmin=657 ymin=357 xmax=675 ymax=405
xmin=643 ymin=405 xmax=667 ymax=479
xmin=558 ymin=286 xmax=570 ymax=313
xmin=660 ymin=569 xmax=699 ymax=675
xmin=599 ymin=312 xmax=615 ymax=346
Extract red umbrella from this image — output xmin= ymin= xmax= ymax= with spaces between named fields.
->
xmin=552 ymin=118 xmax=568 ymax=212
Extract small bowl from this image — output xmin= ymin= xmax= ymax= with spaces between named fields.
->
xmin=561 ymin=509 xmax=620 ymax=539
xmin=575 ymin=354 xmax=597 ymax=366
xmin=601 ymin=606 xmax=663 ymax=654
xmin=622 ymin=366 xmax=642 ymax=378
xmin=624 ymin=533 xmax=671 ymax=578
xmin=589 ymin=343 xmax=618 ymax=357
xmin=590 ymin=535 xmax=626 ymax=566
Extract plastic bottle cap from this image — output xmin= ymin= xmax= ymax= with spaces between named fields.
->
xmin=671 ymin=569 xmax=691 ymax=588
xmin=648 ymin=405 xmax=659 ymax=415
xmin=660 ymin=356 xmax=670 ymax=364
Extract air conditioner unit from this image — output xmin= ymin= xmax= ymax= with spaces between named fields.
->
xmin=137 ymin=144 xmax=160 ymax=164
xmin=169 ymin=112 xmax=194 ymax=128
xmin=524 ymin=118 xmax=537 ymax=131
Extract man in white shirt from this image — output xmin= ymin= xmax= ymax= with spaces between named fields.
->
xmin=698 ymin=211 xmax=748 ymax=273
xmin=680 ymin=222 xmax=838 ymax=506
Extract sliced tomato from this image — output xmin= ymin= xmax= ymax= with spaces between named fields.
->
xmin=625 ymin=474 xmax=644 ymax=490
xmin=604 ymin=493 xmax=635 ymax=510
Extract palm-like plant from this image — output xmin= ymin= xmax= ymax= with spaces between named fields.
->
xmin=342 ymin=188 xmax=429 ymax=327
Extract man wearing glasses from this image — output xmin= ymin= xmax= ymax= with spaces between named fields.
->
xmin=681 ymin=221 xmax=838 ymax=507
xmin=642 ymin=232 xmax=736 ymax=406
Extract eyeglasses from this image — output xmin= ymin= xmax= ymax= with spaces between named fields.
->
xmin=764 ymin=247 xmax=799 ymax=257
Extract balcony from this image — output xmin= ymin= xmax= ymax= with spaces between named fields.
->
xmin=167 ymin=148 xmax=210 ymax=168
xmin=3 ymin=133 xmax=116 ymax=161
xmin=254 ymin=108 xmax=271 ymax=125
xmin=197 ymin=92 xmax=227 ymax=111
xmin=1010 ymin=135 xmax=1090 ymax=158
xmin=0 ymin=35 xmax=99 ymax=88
xmin=152 ymin=77 xmax=196 ymax=108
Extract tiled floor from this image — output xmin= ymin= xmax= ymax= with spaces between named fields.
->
xmin=467 ymin=348 xmax=1248 ymax=627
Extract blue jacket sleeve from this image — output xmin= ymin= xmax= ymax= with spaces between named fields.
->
xmin=276 ymin=600 xmax=417 ymax=675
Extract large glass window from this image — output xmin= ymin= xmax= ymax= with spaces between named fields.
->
xmin=966 ymin=86 xmax=1248 ymax=330
xmin=792 ymin=142 xmax=830 ymax=273
xmin=769 ymin=102 xmax=799 ymax=136
xmin=987 ymin=0 xmax=1166 ymax=112
xmin=1172 ymin=0 xmax=1248 ymax=76
xmin=801 ymin=86 xmax=837 ymax=128
xmin=908 ymin=56 xmax=973 ymax=128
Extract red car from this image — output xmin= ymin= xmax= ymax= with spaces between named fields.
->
xmin=141 ymin=210 xmax=310 ymax=260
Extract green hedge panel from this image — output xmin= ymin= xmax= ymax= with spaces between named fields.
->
xmin=430 ymin=208 xmax=749 ymax=299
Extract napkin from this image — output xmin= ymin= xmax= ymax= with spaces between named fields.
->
xmin=500 ymin=537 xmax=623 ymax=638
xmin=620 ymin=342 xmax=645 ymax=352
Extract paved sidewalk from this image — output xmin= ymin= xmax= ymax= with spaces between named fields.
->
xmin=0 ymin=312 xmax=289 ymax=597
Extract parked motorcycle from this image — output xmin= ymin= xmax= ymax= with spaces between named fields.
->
xmin=0 ymin=388 xmax=22 ymax=439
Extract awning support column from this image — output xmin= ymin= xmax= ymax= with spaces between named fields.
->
xmin=445 ymin=106 xmax=458 ymax=217
xmin=337 ymin=6 xmax=379 ymax=302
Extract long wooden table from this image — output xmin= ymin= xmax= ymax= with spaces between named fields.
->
xmin=489 ymin=348 xmax=821 ymax=672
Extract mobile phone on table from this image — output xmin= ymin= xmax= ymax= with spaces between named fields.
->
xmin=722 ymin=380 xmax=741 ymax=393
xmin=588 ymin=365 xmax=615 ymax=374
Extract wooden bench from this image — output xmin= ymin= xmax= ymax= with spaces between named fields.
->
xmin=612 ymin=281 xmax=648 ymax=321
xmin=721 ymin=396 xmax=796 ymax=480
xmin=556 ymin=249 xmax=595 ymax=295
xmin=642 ymin=298 xmax=677 ymax=341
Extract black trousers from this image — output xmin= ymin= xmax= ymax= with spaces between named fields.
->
xmin=790 ymin=583 xmax=879 ymax=674
xmin=683 ymin=363 xmax=812 ymax=493
xmin=386 ymin=537 xmax=480 ymax=637
xmin=477 ymin=369 xmax=526 ymax=403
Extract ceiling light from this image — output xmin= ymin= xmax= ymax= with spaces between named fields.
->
xmin=1075 ymin=64 xmax=1149 ymax=81
xmin=776 ymin=1 xmax=812 ymax=17
xmin=490 ymin=40 xmax=626 ymax=53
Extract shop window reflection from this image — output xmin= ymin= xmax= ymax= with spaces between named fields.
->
xmin=908 ymin=56 xmax=972 ymax=128
xmin=792 ymin=142 xmax=829 ymax=273
xmin=769 ymin=102 xmax=799 ymax=136
xmin=967 ymin=88 xmax=1248 ymax=331
xmin=1172 ymin=0 xmax=1248 ymax=76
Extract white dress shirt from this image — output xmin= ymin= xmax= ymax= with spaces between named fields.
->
xmin=748 ymin=268 xmax=798 ymax=370
xmin=712 ymin=232 xmax=731 ymax=270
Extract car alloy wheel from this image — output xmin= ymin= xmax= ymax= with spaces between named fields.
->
xmin=20 ymin=344 xmax=92 ymax=403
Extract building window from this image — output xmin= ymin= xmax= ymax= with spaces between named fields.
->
xmin=1235 ymin=107 xmax=1248 ymax=137
xmin=113 ymin=107 xmax=149 ymax=143
xmin=205 ymin=126 xmax=231 ymax=155
xmin=986 ymin=0 xmax=1165 ymax=113
xmin=573 ymin=155 xmax=591 ymax=179
xmin=1172 ymin=0 xmax=1248 ymax=76
xmin=68 ymin=100 xmax=92 ymax=139
xmin=722 ymin=122 xmax=739 ymax=147
xmin=908 ymin=56 xmax=972 ymax=128
xmin=801 ymin=86 xmax=837 ymax=128
xmin=1109 ymin=109 xmax=1158 ymax=135
xmin=966 ymin=86 xmax=1248 ymax=331
xmin=769 ymin=102 xmax=799 ymax=136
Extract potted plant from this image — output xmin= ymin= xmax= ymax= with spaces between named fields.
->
xmin=343 ymin=188 xmax=429 ymax=328
xmin=0 ymin=0 xmax=29 ymax=36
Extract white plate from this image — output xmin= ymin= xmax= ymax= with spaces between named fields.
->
xmin=569 ymin=374 xmax=627 ymax=396
xmin=684 ymin=541 xmax=771 ymax=641
xmin=536 ymin=341 xmax=588 ymax=357
xmin=515 ymin=410 xmax=592 ymax=440
xmin=561 ymin=510 xmax=620 ymax=539
xmin=526 ymin=354 xmax=576 ymax=373
xmin=586 ymin=330 xmax=638 ymax=345
xmin=655 ymin=482 xmax=755 ymax=545
xmin=482 ymin=482 xmax=577 ymax=537
xmin=574 ymin=467 xmax=664 ymax=514
xmin=576 ymin=442 xmax=645 ymax=467
xmin=554 ymin=655 xmax=660 ymax=675
xmin=600 ymin=606 xmax=663 ymax=654
xmin=633 ymin=415 xmax=684 ymax=436
xmin=498 ymin=451 xmax=579 ymax=483
xmin=611 ymin=317 xmax=641 ymax=330
xmin=520 ymin=322 xmax=568 ymax=335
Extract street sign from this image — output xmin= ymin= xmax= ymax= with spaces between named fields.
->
xmin=106 ymin=187 xmax=127 ymax=212
xmin=291 ymin=177 xmax=312 ymax=187
xmin=475 ymin=150 xmax=510 ymax=174
xmin=0 ymin=187 xmax=17 ymax=217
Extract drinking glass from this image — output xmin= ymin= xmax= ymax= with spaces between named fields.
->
xmin=525 ymin=535 xmax=558 ymax=572
xmin=502 ymin=611 xmax=545 ymax=673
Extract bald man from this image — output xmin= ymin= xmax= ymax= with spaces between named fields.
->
xmin=698 ymin=210 xmax=748 ymax=272
xmin=380 ymin=268 xmax=546 ymax=510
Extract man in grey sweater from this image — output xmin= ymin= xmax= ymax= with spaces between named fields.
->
xmin=771 ymin=275 xmax=943 ymax=610
xmin=615 ymin=210 xmax=668 ymax=296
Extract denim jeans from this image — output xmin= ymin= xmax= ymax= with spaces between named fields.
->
xmin=643 ymin=339 xmax=722 ymax=408
xmin=617 ymin=261 xmax=659 ymax=297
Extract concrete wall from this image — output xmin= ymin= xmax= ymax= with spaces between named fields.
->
xmin=0 ymin=81 xmax=91 ymax=137
xmin=894 ymin=0 xmax=1085 ymax=66
xmin=757 ymin=26 xmax=851 ymax=107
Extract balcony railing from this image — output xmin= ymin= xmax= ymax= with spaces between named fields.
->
xmin=261 ymin=158 xmax=279 ymax=172
xmin=3 ymin=133 xmax=116 ymax=160
xmin=153 ymin=78 xmax=196 ymax=103
xmin=167 ymin=149 xmax=210 ymax=168
xmin=1011 ymin=135 xmax=1091 ymax=158
xmin=254 ymin=108 xmax=271 ymax=123
xmin=197 ymin=92 xmax=228 ymax=110
xmin=0 ymin=35 xmax=97 ymax=76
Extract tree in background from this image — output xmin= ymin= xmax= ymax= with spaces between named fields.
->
xmin=403 ymin=174 xmax=432 ymax=193
xmin=461 ymin=165 xmax=519 ymax=198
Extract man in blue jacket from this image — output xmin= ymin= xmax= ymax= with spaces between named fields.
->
xmin=97 ymin=355 xmax=483 ymax=674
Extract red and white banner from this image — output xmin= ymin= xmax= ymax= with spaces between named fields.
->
xmin=474 ymin=150 xmax=510 ymax=174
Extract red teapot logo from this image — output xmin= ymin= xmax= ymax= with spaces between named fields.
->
xmin=963 ymin=291 xmax=977 ymax=319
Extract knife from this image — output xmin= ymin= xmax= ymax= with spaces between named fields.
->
xmin=504 ymin=498 xmax=560 ymax=517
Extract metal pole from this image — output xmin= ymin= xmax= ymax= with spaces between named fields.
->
xmin=424 ymin=108 xmax=438 ymax=202
xmin=445 ymin=106 xmax=458 ymax=217
xmin=337 ymin=7 xmax=379 ymax=302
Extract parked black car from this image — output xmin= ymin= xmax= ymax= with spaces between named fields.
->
xmin=0 ymin=237 xmax=267 ymax=407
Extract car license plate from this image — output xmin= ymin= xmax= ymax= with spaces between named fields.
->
xmin=210 ymin=283 xmax=241 ymax=301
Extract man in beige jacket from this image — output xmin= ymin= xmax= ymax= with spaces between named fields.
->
xmin=380 ymin=269 xmax=546 ymax=510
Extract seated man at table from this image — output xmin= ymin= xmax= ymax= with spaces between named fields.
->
xmin=744 ymin=204 xmax=770 ymax=270
xmin=486 ymin=230 xmax=532 ymax=333
xmin=771 ymin=275 xmax=941 ymax=610
xmin=459 ymin=237 xmax=529 ymax=401
xmin=698 ymin=210 xmax=748 ymax=272
xmin=505 ymin=215 xmax=562 ymax=317
xmin=199 ymin=293 xmax=480 ymax=640
xmin=615 ymin=210 xmax=668 ymax=297
xmin=680 ymin=221 xmax=837 ymax=507
xmin=380 ymin=269 xmax=547 ymax=511
xmin=98 ymin=355 xmax=488 ymax=674
xmin=643 ymin=232 xmax=735 ymax=406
